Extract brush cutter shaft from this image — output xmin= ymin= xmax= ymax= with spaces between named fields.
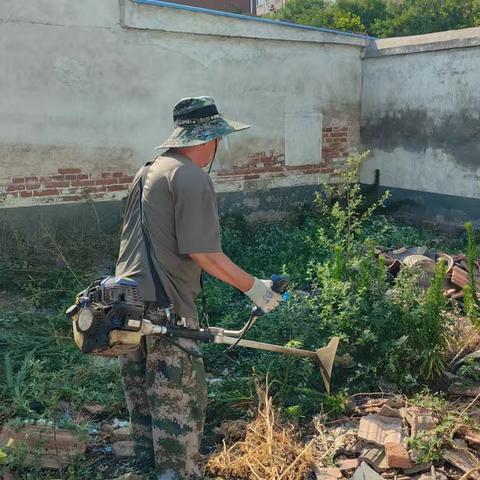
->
xmin=142 ymin=320 xmax=316 ymax=358
xmin=214 ymin=336 xmax=318 ymax=359
xmin=143 ymin=321 xmax=315 ymax=359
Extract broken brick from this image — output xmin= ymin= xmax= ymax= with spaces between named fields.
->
xmin=111 ymin=426 xmax=132 ymax=443
xmin=83 ymin=403 xmax=105 ymax=415
xmin=384 ymin=440 xmax=412 ymax=469
xmin=112 ymin=440 xmax=135 ymax=458
xmin=338 ymin=458 xmax=361 ymax=471
xmin=381 ymin=471 xmax=397 ymax=479
xmin=360 ymin=446 xmax=390 ymax=471
xmin=0 ymin=425 xmax=86 ymax=469
xmin=315 ymin=467 xmax=342 ymax=480
xmin=377 ymin=405 xmax=402 ymax=418
xmin=358 ymin=415 xmax=404 ymax=446
xmin=465 ymin=432 xmax=480 ymax=446
xmin=401 ymin=407 xmax=437 ymax=437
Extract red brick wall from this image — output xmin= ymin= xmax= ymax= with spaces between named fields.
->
xmin=215 ymin=125 xmax=349 ymax=183
xmin=170 ymin=0 xmax=254 ymax=14
xmin=3 ymin=168 xmax=133 ymax=204
xmin=1 ymin=125 xmax=349 ymax=205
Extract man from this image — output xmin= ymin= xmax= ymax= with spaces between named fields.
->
xmin=115 ymin=96 xmax=282 ymax=479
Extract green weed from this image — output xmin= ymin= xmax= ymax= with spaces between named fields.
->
xmin=463 ymin=222 xmax=480 ymax=328
xmin=0 ymin=153 xmax=467 ymax=476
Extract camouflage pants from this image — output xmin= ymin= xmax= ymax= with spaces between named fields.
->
xmin=119 ymin=312 xmax=208 ymax=480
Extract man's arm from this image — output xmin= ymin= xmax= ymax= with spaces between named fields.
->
xmin=189 ymin=252 xmax=254 ymax=292
xmin=189 ymin=252 xmax=283 ymax=313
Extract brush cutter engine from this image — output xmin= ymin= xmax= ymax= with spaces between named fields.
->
xmin=66 ymin=276 xmax=146 ymax=356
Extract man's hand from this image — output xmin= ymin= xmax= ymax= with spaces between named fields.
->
xmin=189 ymin=253 xmax=282 ymax=313
xmin=244 ymin=277 xmax=282 ymax=313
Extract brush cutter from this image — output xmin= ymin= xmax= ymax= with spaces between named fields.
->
xmin=66 ymin=276 xmax=340 ymax=393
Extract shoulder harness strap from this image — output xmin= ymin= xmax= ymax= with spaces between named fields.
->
xmin=138 ymin=162 xmax=172 ymax=309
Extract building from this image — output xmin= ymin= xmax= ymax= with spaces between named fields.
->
xmin=256 ymin=0 xmax=284 ymax=15
xmin=171 ymin=0 xmax=255 ymax=14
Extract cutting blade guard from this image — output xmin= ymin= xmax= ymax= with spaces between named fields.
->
xmin=315 ymin=337 xmax=340 ymax=394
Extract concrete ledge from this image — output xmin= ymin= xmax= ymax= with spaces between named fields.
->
xmin=365 ymin=26 xmax=480 ymax=57
xmin=0 ymin=185 xmax=320 ymax=233
xmin=2 ymin=184 xmax=478 ymax=232
xmin=373 ymin=185 xmax=480 ymax=229
xmin=123 ymin=0 xmax=371 ymax=46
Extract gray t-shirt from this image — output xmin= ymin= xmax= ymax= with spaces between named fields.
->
xmin=115 ymin=152 xmax=222 ymax=319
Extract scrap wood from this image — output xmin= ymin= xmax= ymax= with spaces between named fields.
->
xmin=459 ymin=468 xmax=480 ymax=480
xmin=442 ymin=441 xmax=480 ymax=480
xmin=206 ymin=389 xmax=313 ymax=480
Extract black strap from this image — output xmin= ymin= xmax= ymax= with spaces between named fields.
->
xmin=174 ymin=104 xmax=218 ymax=122
xmin=138 ymin=164 xmax=172 ymax=309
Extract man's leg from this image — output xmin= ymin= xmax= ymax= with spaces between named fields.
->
xmin=145 ymin=336 xmax=208 ymax=480
xmin=119 ymin=341 xmax=156 ymax=469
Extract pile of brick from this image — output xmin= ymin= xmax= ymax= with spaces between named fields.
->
xmin=377 ymin=246 xmax=480 ymax=300
xmin=314 ymin=396 xmax=480 ymax=480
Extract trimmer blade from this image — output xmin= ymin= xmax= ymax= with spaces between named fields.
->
xmin=316 ymin=337 xmax=340 ymax=394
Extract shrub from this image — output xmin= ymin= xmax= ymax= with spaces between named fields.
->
xmin=205 ymin=152 xmax=454 ymax=420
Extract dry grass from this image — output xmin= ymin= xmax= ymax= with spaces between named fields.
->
xmin=447 ymin=315 xmax=480 ymax=365
xmin=206 ymin=387 xmax=313 ymax=480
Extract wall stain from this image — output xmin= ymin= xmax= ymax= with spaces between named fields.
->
xmin=361 ymin=109 xmax=480 ymax=169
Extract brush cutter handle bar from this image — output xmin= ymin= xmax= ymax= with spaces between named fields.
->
xmin=141 ymin=321 xmax=215 ymax=342
xmin=166 ymin=325 xmax=215 ymax=343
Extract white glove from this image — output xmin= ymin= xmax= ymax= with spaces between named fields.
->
xmin=244 ymin=278 xmax=283 ymax=313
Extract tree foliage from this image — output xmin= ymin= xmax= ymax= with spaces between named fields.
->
xmin=267 ymin=0 xmax=480 ymax=38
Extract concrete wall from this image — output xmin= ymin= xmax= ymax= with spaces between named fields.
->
xmin=361 ymin=28 xmax=480 ymax=225
xmin=0 ymin=0 xmax=367 ymax=213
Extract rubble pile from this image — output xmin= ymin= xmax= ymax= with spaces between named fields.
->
xmin=377 ymin=246 xmax=480 ymax=300
xmin=0 ymin=393 xmax=479 ymax=480
xmin=0 ymin=412 xmax=136 ymax=479
xmin=314 ymin=395 xmax=480 ymax=480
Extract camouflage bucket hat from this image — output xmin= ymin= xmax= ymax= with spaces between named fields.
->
xmin=156 ymin=96 xmax=250 ymax=149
